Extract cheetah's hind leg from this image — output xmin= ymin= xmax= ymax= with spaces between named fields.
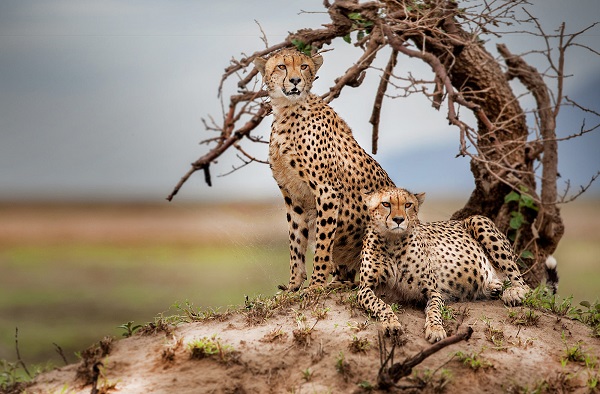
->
xmin=485 ymin=279 xmax=504 ymax=300
xmin=328 ymin=265 xmax=357 ymax=290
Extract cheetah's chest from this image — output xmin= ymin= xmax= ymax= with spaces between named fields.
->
xmin=269 ymin=122 xmax=314 ymax=205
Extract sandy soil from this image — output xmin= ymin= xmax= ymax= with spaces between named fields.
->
xmin=25 ymin=290 xmax=600 ymax=394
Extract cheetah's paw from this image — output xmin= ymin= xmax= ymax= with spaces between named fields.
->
xmin=502 ymin=285 xmax=530 ymax=306
xmin=383 ymin=320 xmax=404 ymax=338
xmin=425 ymin=324 xmax=447 ymax=343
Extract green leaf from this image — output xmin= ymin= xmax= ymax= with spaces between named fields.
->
xmin=291 ymin=39 xmax=304 ymax=50
xmin=343 ymin=34 xmax=352 ymax=44
xmin=520 ymin=250 xmax=534 ymax=259
xmin=520 ymin=193 xmax=538 ymax=211
xmin=580 ymin=300 xmax=591 ymax=308
xmin=509 ymin=212 xmax=524 ymax=230
xmin=357 ymin=30 xmax=365 ymax=41
xmin=348 ymin=12 xmax=363 ymax=21
xmin=504 ymin=191 xmax=520 ymax=203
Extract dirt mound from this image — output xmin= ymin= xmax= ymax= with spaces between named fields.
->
xmin=25 ymin=290 xmax=600 ymax=393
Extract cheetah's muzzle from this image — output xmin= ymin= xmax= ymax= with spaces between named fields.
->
xmin=284 ymin=87 xmax=301 ymax=96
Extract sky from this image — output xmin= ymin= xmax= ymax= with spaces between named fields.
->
xmin=0 ymin=0 xmax=599 ymax=203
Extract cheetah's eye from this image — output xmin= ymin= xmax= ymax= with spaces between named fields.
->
xmin=300 ymin=64 xmax=308 ymax=70
xmin=381 ymin=202 xmax=391 ymax=208
xmin=405 ymin=203 xmax=413 ymax=209
xmin=277 ymin=64 xmax=286 ymax=70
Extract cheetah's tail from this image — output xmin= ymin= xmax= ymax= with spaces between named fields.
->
xmin=545 ymin=255 xmax=559 ymax=295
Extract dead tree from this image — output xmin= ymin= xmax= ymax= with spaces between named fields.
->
xmin=167 ymin=0 xmax=599 ymax=287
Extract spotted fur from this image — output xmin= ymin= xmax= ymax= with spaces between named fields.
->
xmin=357 ymin=187 xmax=530 ymax=343
xmin=254 ymin=49 xmax=395 ymax=291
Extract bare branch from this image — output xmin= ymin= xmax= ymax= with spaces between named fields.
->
xmin=378 ymin=326 xmax=473 ymax=389
xmin=369 ymin=49 xmax=397 ymax=154
xmin=166 ymin=103 xmax=269 ymax=201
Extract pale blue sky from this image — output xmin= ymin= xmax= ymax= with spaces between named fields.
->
xmin=0 ymin=1 xmax=598 ymax=202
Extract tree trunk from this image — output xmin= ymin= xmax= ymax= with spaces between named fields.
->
xmin=403 ymin=4 xmax=558 ymax=286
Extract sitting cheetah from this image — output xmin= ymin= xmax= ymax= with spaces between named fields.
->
xmin=357 ymin=187 xmax=531 ymax=343
xmin=253 ymin=49 xmax=395 ymax=291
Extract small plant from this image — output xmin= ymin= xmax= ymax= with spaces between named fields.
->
xmin=410 ymin=368 xmax=453 ymax=392
xmin=301 ymin=368 xmax=313 ymax=382
xmin=346 ymin=320 xmax=371 ymax=332
xmin=260 ymin=327 xmax=288 ymax=343
xmin=292 ymin=326 xmax=313 ymax=346
xmin=0 ymin=359 xmax=31 ymax=394
xmin=92 ymin=363 xmax=118 ymax=394
xmin=348 ymin=336 xmax=371 ymax=354
xmin=340 ymin=290 xmax=362 ymax=312
xmin=562 ymin=341 xmax=587 ymax=366
xmin=173 ymin=300 xmax=231 ymax=323
xmin=161 ymin=337 xmax=183 ymax=364
xmin=521 ymin=286 xmax=600 ymax=337
xmin=483 ymin=320 xmax=506 ymax=349
xmin=117 ymin=321 xmax=142 ymax=338
xmin=390 ymin=303 xmax=403 ymax=313
xmin=335 ymin=351 xmax=353 ymax=381
xmin=509 ymin=379 xmax=550 ymax=394
xmin=587 ymin=370 xmax=599 ymax=391
xmin=508 ymin=308 xmax=540 ymax=327
xmin=311 ymin=306 xmax=330 ymax=320
xmin=575 ymin=300 xmax=600 ymax=337
xmin=454 ymin=350 xmax=492 ymax=371
xmin=504 ymin=186 xmax=539 ymax=256
xmin=522 ymin=286 xmax=577 ymax=318
xmin=560 ymin=335 xmax=597 ymax=370
xmin=188 ymin=335 xmax=235 ymax=363
xmin=440 ymin=305 xmax=456 ymax=321
xmin=76 ymin=336 xmax=114 ymax=385
xmin=137 ymin=314 xmax=175 ymax=337
xmin=357 ymin=380 xmax=375 ymax=391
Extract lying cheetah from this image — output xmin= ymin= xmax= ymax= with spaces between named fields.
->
xmin=253 ymin=49 xmax=395 ymax=291
xmin=357 ymin=187 xmax=530 ymax=343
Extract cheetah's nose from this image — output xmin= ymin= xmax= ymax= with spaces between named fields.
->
xmin=392 ymin=217 xmax=405 ymax=225
xmin=289 ymin=77 xmax=301 ymax=85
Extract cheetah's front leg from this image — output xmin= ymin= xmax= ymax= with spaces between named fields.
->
xmin=358 ymin=236 xmax=403 ymax=336
xmin=423 ymin=289 xmax=447 ymax=343
xmin=280 ymin=190 xmax=310 ymax=292
xmin=307 ymin=187 xmax=340 ymax=289
xmin=357 ymin=285 xmax=403 ymax=336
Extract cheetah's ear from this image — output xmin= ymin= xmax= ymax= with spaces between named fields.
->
xmin=253 ymin=57 xmax=267 ymax=76
xmin=362 ymin=190 xmax=379 ymax=211
xmin=415 ymin=192 xmax=426 ymax=207
xmin=312 ymin=54 xmax=323 ymax=73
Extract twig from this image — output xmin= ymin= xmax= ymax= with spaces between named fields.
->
xmin=166 ymin=104 xmax=269 ymax=201
xmin=15 ymin=327 xmax=31 ymax=378
xmin=377 ymin=325 xmax=473 ymax=389
xmin=53 ymin=342 xmax=69 ymax=366
xmin=255 ymin=20 xmax=269 ymax=49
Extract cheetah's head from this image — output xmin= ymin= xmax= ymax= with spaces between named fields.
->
xmin=253 ymin=49 xmax=323 ymax=104
xmin=365 ymin=187 xmax=425 ymax=236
